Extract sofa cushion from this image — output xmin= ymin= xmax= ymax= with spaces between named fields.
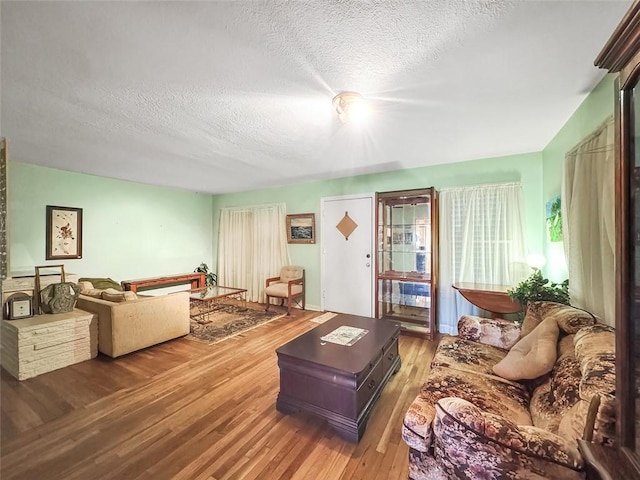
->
xmin=82 ymin=288 xmax=104 ymax=298
xmin=521 ymin=301 xmax=597 ymax=338
xmin=557 ymin=393 xmax=617 ymax=448
xmin=457 ymin=315 xmax=520 ymax=349
xmin=431 ymin=336 xmax=508 ymax=376
xmin=557 ymin=398 xmax=591 ymax=443
xmin=77 ymin=281 xmax=94 ymax=293
xmin=402 ymin=366 xmax=531 ymax=452
xmin=78 ymin=277 xmax=123 ymax=291
xmin=493 ymin=316 xmax=559 ymax=380
xmin=433 ymin=398 xmax=584 ymax=479
xmin=529 ymin=349 xmax=582 ymax=434
xmin=101 ymin=289 xmax=138 ymax=303
xmin=574 ymin=324 xmax=616 ymax=400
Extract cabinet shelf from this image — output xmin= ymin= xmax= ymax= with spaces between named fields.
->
xmin=378 ymin=272 xmax=431 ymax=282
xmin=376 ymin=187 xmax=438 ymax=339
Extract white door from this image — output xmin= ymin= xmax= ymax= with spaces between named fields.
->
xmin=321 ymin=193 xmax=374 ymax=317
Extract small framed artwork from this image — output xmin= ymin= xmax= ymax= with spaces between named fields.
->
xmin=286 ymin=213 xmax=315 ymax=244
xmin=46 ymin=205 xmax=83 ymax=259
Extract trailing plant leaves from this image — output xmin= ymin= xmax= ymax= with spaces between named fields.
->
xmin=507 ymin=269 xmax=569 ymax=307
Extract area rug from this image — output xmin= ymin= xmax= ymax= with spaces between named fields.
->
xmin=186 ymin=304 xmax=284 ymax=345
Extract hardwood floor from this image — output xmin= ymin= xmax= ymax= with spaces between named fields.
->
xmin=0 ymin=307 xmax=437 ymax=480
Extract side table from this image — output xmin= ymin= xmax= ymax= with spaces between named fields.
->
xmin=452 ymin=282 xmax=522 ymax=317
xmin=0 ymin=308 xmax=98 ymax=380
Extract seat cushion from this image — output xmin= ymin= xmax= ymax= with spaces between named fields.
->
xmin=265 ymin=283 xmax=303 ymax=297
xmin=433 ymin=398 xmax=584 ymax=479
xmin=402 ymin=366 xmax=531 ymax=451
xmin=493 ymin=316 xmax=559 ymax=380
xmin=431 ymin=336 xmax=508 ymax=376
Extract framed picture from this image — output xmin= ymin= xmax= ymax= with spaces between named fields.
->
xmin=46 ymin=205 xmax=83 ymax=259
xmin=286 ymin=213 xmax=315 ymax=244
xmin=545 ymin=195 xmax=563 ymax=242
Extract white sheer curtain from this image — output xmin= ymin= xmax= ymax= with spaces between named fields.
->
xmin=217 ymin=203 xmax=290 ymax=303
xmin=439 ymin=183 xmax=526 ymax=334
xmin=562 ymin=116 xmax=615 ymax=324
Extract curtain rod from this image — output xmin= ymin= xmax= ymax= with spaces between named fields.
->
xmin=220 ymin=202 xmax=286 ymax=213
xmin=440 ymin=181 xmax=521 ymax=192
xmin=566 ymin=115 xmax=614 ymax=156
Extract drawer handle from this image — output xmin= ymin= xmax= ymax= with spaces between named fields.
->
xmin=387 ymin=352 xmax=395 ymax=361
xmin=367 ymin=379 xmax=376 ymax=390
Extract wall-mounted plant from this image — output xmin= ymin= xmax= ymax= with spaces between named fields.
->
xmin=507 ymin=269 xmax=569 ymax=309
xmin=194 ymin=262 xmax=217 ymax=287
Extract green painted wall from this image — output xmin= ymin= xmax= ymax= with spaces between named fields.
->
xmin=212 ymin=151 xmax=544 ymax=309
xmin=7 ymin=162 xmax=214 ymax=283
xmin=541 ymin=73 xmax=616 ymax=281
xmin=4 ymin=71 xmax=618 ymax=313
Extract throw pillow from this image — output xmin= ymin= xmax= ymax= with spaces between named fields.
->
xmin=522 ymin=302 xmax=597 ymax=337
xmin=519 ymin=303 xmax=544 ymax=338
xmin=101 ymin=289 xmax=137 ymax=302
xmin=77 ymin=281 xmax=94 ymax=293
xmin=493 ymin=316 xmax=559 ymax=380
xmin=78 ymin=277 xmax=123 ymax=291
xmin=83 ymin=288 xmax=104 ymax=298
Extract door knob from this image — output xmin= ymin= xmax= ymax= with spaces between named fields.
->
xmin=366 ymin=253 xmax=371 ymax=258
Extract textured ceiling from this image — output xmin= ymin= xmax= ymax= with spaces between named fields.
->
xmin=0 ymin=1 xmax=631 ymax=194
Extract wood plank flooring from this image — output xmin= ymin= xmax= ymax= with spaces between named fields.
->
xmin=0 ymin=307 xmax=437 ymax=480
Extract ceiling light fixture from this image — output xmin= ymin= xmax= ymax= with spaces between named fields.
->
xmin=332 ymin=91 xmax=371 ymax=124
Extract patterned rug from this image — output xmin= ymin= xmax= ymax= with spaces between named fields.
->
xmin=186 ymin=303 xmax=284 ymax=345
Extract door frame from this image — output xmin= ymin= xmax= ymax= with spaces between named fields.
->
xmin=320 ymin=192 xmax=376 ymax=316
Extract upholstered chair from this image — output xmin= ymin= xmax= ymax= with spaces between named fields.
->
xmin=265 ymin=266 xmax=305 ymax=315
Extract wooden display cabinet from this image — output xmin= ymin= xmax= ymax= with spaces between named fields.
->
xmin=375 ymin=188 xmax=438 ymax=338
xmin=580 ymin=3 xmax=640 ymax=479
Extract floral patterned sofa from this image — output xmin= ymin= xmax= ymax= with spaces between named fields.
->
xmin=402 ymin=301 xmax=616 ymax=480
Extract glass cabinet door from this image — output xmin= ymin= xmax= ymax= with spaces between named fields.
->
xmin=376 ymin=188 xmax=438 ymax=338
xmin=631 ymin=75 xmax=640 ymax=454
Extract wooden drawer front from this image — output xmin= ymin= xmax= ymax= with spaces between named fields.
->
xmin=382 ymin=338 xmax=399 ymax=375
xmin=356 ymin=358 xmax=383 ymax=414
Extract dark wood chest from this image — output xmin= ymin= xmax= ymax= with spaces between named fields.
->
xmin=276 ymin=314 xmax=401 ymax=442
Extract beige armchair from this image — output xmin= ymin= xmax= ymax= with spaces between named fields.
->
xmin=265 ymin=266 xmax=305 ymax=315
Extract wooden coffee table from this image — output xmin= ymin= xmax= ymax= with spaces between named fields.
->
xmin=275 ymin=314 xmax=401 ymax=442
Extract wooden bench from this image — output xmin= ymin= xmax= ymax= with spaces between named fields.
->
xmin=121 ymin=272 xmax=206 ymax=293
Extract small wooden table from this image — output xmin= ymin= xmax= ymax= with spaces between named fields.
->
xmin=276 ymin=314 xmax=401 ymax=442
xmin=452 ymin=282 xmax=522 ymax=316
xmin=121 ymin=272 xmax=206 ymax=293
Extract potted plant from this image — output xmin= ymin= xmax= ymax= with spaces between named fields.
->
xmin=194 ymin=262 xmax=217 ymax=287
xmin=507 ymin=269 xmax=569 ymax=311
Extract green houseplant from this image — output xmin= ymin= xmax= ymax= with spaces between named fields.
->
xmin=507 ymin=269 xmax=569 ymax=310
xmin=194 ymin=262 xmax=217 ymax=287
